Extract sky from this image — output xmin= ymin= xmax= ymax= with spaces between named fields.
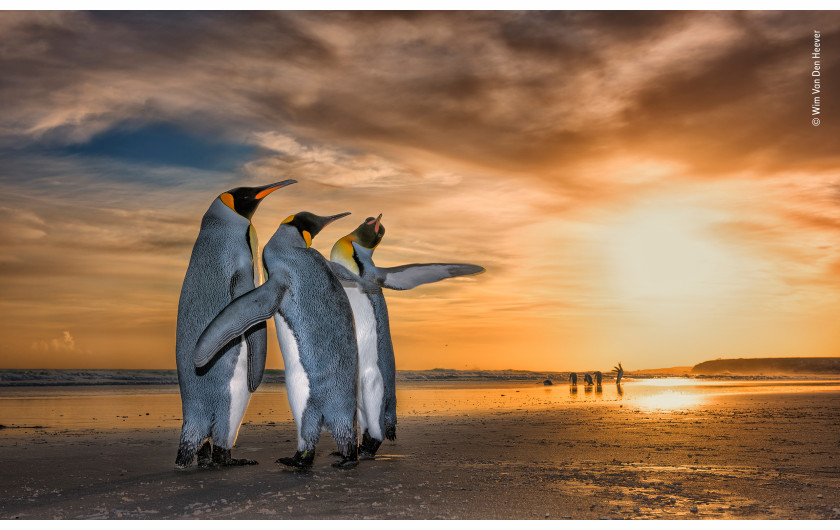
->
xmin=1 ymin=11 xmax=839 ymax=371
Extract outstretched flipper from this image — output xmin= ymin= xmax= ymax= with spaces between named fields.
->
xmin=350 ymin=242 xmax=484 ymax=290
xmin=380 ymin=263 xmax=485 ymax=290
xmin=193 ymin=281 xmax=286 ymax=368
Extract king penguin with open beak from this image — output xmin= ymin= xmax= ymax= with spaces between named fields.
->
xmin=192 ymin=211 xmax=362 ymax=469
xmin=175 ymin=179 xmax=296 ymax=469
xmin=329 ymin=214 xmax=485 ymax=459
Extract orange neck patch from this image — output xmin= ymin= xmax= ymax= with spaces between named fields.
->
xmin=220 ymin=193 xmax=236 ymax=212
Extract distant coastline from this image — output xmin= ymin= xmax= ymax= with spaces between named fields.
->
xmin=1 ymin=360 xmax=839 ymax=387
xmin=691 ymin=357 xmax=840 ymax=375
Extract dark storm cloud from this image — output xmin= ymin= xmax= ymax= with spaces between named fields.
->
xmin=3 ymin=11 xmax=837 ymax=178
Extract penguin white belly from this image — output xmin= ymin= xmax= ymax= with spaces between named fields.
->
xmin=227 ymin=338 xmax=251 ymax=447
xmin=273 ymin=314 xmax=310 ymax=450
xmin=344 ymin=285 xmax=383 ymax=440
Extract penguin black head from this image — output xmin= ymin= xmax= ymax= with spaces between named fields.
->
xmin=353 ymin=214 xmax=385 ymax=250
xmin=329 ymin=214 xmax=384 ymax=274
xmin=280 ymin=211 xmax=351 ymax=248
xmin=219 ymin=179 xmax=297 ymax=220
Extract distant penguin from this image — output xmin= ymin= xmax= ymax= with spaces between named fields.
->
xmin=329 ymin=214 xmax=484 ymax=458
xmin=175 ymin=179 xmax=296 ymax=469
xmin=193 ymin=211 xmax=360 ymax=469
xmin=569 ymin=372 xmax=578 ymax=385
xmin=594 ymin=371 xmax=603 ymax=386
xmin=614 ymin=362 xmax=624 ymax=385
xmin=584 ymin=373 xmax=594 ymax=386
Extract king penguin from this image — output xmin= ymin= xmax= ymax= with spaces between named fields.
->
xmin=329 ymin=214 xmax=484 ymax=458
xmin=192 ymin=211 xmax=361 ymax=469
xmin=175 ymin=179 xmax=295 ymax=469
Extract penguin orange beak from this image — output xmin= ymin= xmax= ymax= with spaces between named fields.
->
xmin=374 ymin=213 xmax=382 ymax=234
xmin=255 ymin=179 xmax=297 ymax=200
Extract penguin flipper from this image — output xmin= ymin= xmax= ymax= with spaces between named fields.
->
xmin=193 ymin=282 xmax=286 ymax=369
xmin=244 ymin=321 xmax=268 ymax=393
xmin=378 ymin=263 xmax=485 ymax=290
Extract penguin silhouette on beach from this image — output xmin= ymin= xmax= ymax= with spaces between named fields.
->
xmin=175 ymin=180 xmax=296 ymax=469
xmin=193 ymin=211 xmax=360 ymax=469
xmin=329 ymin=214 xmax=484 ymax=458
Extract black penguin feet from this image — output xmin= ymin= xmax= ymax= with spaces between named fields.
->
xmin=359 ymin=431 xmax=382 ymax=459
xmin=332 ymin=458 xmax=359 ymax=469
xmin=276 ymin=450 xmax=314 ymax=468
xmin=212 ymin=446 xmax=257 ymax=466
xmin=196 ymin=441 xmax=213 ymax=467
xmin=176 ymin=439 xmax=217 ymax=469
xmin=384 ymin=424 xmax=396 ymax=441
xmin=223 ymin=457 xmax=258 ymax=466
xmin=332 ymin=443 xmax=358 ymax=469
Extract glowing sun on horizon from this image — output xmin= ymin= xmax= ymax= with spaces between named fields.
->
xmin=601 ymin=201 xmax=747 ymax=309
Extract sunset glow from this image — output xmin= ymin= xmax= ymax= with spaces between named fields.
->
xmin=1 ymin=11 xmax=839 ymax=372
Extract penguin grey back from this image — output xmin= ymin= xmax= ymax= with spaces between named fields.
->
xmin=266 ymin=232 xmax=359 ymax=436
xmin=174 ymin=179 xmax=295 ymax=468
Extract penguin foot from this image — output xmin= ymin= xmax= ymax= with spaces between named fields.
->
xmin=196 ymin=441 xmax=213 ymax=467
xmin=359 ymin=432 xmax=382 ymax=459
xmin=276 ymin=450 xmax=314 ymax=468
xmin=332 ymin=443 xmax=358 ymax=469
xmin=175 ymin=439 xmax=206 ymax=469
xmin=222 ymin=458 xmax=259 ymax=466
xmin=331 ymin=457 xmax=359 ymax=469
xmin=212 ymin=446 xmax=258 ymax=467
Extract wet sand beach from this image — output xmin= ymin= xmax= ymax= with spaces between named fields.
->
xmin=1 ymin=379 xmax=839 ymax=519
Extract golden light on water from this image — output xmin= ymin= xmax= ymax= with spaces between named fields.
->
xmin=634 ymin=389 xmax=705 ymax=412
xmin=629 ymin=378 xmax=708 ymax=411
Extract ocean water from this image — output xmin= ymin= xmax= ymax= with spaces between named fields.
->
xmin=1 ymin=376 xmax=838 ymax=432
xmin=0 ymin=368 xmax=574 ymax=386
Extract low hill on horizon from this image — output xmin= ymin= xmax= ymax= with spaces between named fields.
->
xmin=691 ymin=357 xmax=840 ymax=375
xmin=630 ymin=366 xmax=693 ymax=375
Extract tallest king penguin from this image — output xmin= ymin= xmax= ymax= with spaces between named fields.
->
xmin=175 ymin=179 xmax=296 ymax=469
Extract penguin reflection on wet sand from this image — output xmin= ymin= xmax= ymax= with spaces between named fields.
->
xmin=329 ymin=214 xmax=485 ymax=459
xmin=193 ymin=211 xmax=360 ymax=469
xmin=175 ymin=180 xmax=296 ymax=469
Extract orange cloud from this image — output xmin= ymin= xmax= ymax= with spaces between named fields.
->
xmin=1 ymin=12 xmax=839 ymax=371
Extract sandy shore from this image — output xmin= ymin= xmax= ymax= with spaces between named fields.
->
xmin=1 ymin=386 xmax=839 ymax=520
